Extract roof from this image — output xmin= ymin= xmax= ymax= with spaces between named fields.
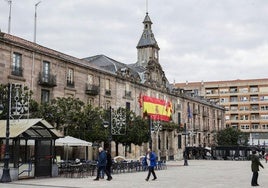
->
xmin=83 ymin=55 xmax=141 ymax=79
xmin=55 ymin=136 xmax=92 ymax=146
xmin=136 ymin=13 xmax=159 ymax=49
xmin=0 ymin=119 xmax=62 ymax=139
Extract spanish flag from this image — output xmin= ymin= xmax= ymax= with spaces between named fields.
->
xmin=142 ymin=95 xmax=172 ymax=122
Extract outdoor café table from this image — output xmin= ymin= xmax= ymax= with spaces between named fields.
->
xmin=69 ymin=163 xmax=82 ymax=178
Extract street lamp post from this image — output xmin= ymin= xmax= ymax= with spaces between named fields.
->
xmin=183 ymin=123 xmax=188 ymax=166
xmin=152 ymin=118 xmax=162 ymax=160
xmin=0 ymin=83 xmax=11 ymax=183
xmin=103 ymin=106 xmax=112 ymax=153
xmin=145 ymin=113 xmax=152 ymax=149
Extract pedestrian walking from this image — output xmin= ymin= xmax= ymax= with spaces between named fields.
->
xmin=251 ymin=150 xmax=264 ymax=186
xmin=145 ymin=148 xmax=157 ymax=181
xmin=94 ymin=147 xmax=113 ymax=181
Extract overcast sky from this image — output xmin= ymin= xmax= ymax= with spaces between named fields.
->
xmin=1 ymin=0 xmax=268 ymax=83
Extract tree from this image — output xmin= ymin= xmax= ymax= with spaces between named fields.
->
xmin=216 ymin=127 xmax=248 ymax=146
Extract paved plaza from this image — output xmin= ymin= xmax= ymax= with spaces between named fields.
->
xmin=1 ymin=160 xmax=268 ymax=188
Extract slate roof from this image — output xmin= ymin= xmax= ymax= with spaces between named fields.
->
xmin=136 ymin=13 xmax=159 ymax=49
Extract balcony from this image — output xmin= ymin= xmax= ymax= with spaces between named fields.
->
xmin=193 ymin=109 xmax=199 ymax=115
xmin=38 ymin=72 xmax=57 ymax=87
xmin=67 ymin=80 xmax=75 ymax=88
xmin=85 ymin=84 xmax=99 ymax=95
xmin=11 ymin=65 xmax=23 ymax=77
xmin=105 ymin=89 xmax=111 ymax=96
xmin=202 ymin=111 xmax=209 ymax=117
xmin=124 ymin=90 xmax=132 ymax=98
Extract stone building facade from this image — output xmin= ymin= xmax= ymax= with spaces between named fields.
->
xmin=0 ymin=13 xmax=225 ymax=160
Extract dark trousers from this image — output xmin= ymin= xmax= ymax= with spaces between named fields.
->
xmin=106 ymin=165 xmax=111 ymax=175
xmin=96 ymin=166 xmax=112 ymax=179
xmin=251 ymin=171 xmax=259 ymax=186
xmin=146 ymin=166 xmax=157 ymax=179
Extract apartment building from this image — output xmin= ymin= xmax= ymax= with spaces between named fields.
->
xmin=176 ymin=79 xmax=268 ymax=146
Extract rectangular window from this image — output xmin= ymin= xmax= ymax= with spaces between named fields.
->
xmin=240 ymin=115 xmax=249 ymax=120
xmin=219 ymin=88 xmax=228 ymax=94
xmin=88 ymin=97 xmax=94 ymax=105
xmin=126 ymin=102 xmax=130 ymax=111
xmin=260 ymin=96 xmax=268 ymax=101
xmin=42 ymin=61 xmax=50 ymax=82
xmin=250 ymin=96 xmax=258 ymax=102
xmin=240 ymin=125 xmax=250 ymax=129
xmin=105 ymin=101 xmax=111 ymax=110
xmin=105 ymin=79 xmax=110 ymax=90
xmin=230 ymin=96 xmax=238 ymax=102
xmin=41 ymin=89 xmax=50 ymax=103
xmin=230 ymin=106 xmax=238 ymax=111
xmin=12 ymin=52 xmax=23 ymax=76
xmin=88 ymin=74 xmax=93 ymax=84
xmin=239 ymin=87 xmax=248 ymax=93
xmin=260 ymin=105 xmax=268 ymax=111
xmin=105 ymin=79 xmax=111 ymax=95
xmin=251 ymin=114 xmax=257 ymax=120
xmin=250 ymin=87 xmax=258 ymax=93
xmin=67 ymin=68 xmax=74 ymax=87
xmin=251 ymin=105 xmax=259 ymax=111
xmin=252 ymin=124 xmax=259 ymax=129
xmin=240 ymin=96 xmax=248 ymax=102
xmin=230 ymin=88 xmax=237 ymax=93
xmin=260 ymin=115 xmax=268 ymax=120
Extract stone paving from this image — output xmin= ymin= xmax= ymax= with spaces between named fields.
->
xmin=1 ymin=160 xmax=268 ymax=188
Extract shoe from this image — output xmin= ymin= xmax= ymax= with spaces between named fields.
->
xmin=145 ymin=178 xmax=149 ymax=181
xmin=93 ymin=178 xmax=99 ymax=181
xmin=107 ymin=177 xmax=112 ymax=181
xmin=152 ymin=177 xmax=157 ymax=180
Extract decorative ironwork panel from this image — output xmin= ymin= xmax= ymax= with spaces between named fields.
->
xmin=111 ymin=108 xmax=126 ymax=135
xmin=10 ymin=83 xmax=29 ymax=120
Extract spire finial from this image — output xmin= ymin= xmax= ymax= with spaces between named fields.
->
xmin=146 ymin=0 xmax=148 ymax=14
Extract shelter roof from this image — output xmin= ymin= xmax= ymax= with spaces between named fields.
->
xmin=0 ymin=119 xmax=62 ymax=139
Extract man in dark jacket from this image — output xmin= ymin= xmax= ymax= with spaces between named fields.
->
xmin=251 ymin=150 xmax=264 ymax=186
xmin=94 ymin=147 xmax=112 ymax=181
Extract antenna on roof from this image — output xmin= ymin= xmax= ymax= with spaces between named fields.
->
xmin=5 ymin=0 xmax=12 ymax=34
xmin=146 ymin=0 xmax=148 ymax=13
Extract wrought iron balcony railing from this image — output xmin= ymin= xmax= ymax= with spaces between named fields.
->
xmin=38 ymin=72 xmax=57 ymax=87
